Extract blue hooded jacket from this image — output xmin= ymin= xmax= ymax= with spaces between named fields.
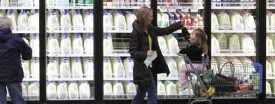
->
xmin=0 ymin=28 xmax=32 ymax=84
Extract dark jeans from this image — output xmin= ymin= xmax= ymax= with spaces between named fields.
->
xmin=0 ymin=82 xmax=26 ymax=104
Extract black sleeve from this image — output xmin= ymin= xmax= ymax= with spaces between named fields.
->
xmin=129 ymin=32 xmax=147 ymax=61
xmin=152 ymin=21 xmax=183 ymax=36
xmin=179 ymin=45 xmax=198 ymax=55
xmin=14 ymin=36 xmax=32 ymax=60
xmin=180 ymin=27 xmax=190 ymax=40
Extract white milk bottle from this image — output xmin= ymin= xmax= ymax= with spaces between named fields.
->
xmin=104 ymin=57 xmax=113 ymax=78
xmin=157 ymin=36 xmax=168 ymax=53
xmin=73 ymin=9 xmax=84 ymax=30
xmin=31 ymin=57 xmax=39 ymax=78
xmin=111 ymin=57 xmax=125 ymax=78
xmin=174 ymin=57 xmax=185 ymax=74
xmin=83 ymin=33 xmax=94 ymax=54
xmin=47 ymin=10 xmax=60 ymax=31
xmin=25 ymin=0 xmax=33 ymax=6
xmin=271 ymin=80 xmax=275 ymax=96
xmin=57 ymin=81 xmax=68 ymax=99
xmin=164 ymin=34 xmax=179 ymax=54
xmin=157 ymin=12 xmax=162 ymax=27
xmin=123 ymin=57 xmax=134 ymax=78
xmin=47 ymin=81 xmax=57 ymax=100
xmin=28 ymin=81 xmax=39 ymax=100
xmin=60 ymin=57 xmax=71 ymax=78
xmin=216 ymin=33 xmax=227 ymax=49
xmin=269 ymin=58 xmax=275 ymax=76
xmin=47 ymin=57 xmax=59 ymax=79
xmin=112 ymin=10 xmax=126 ymax=30
xmin=22 ymin=59 xmax=30 ymax=78
xmin=72 ymin=33 xmax=84 ymax=54
xmin=113 ymin=81 xmax=124 ymax=98
xmin=68 ymin=81 xmax=79 ymax=99
xmin=125 ymin=10 xmax=136 ymax=30
xmin=126 ymin=80 xmax=136 ymax=98
xmin=211 ymin=35 xmax=220 ymax=53
xmin=166 ymin=81 xmax=177 ymax=98
xmin=157 ymin=81 xmax=166 ymax=98
xmin=104 ymin=80 xmax=113 ymax=98
xmin=267 ymin=35 xmax=274 ymax=53
xmin=48 ymin=33 xmax=60 ymax=54
xmin=22 ymin=82 xmax=28 ymax=99
xmin=60 ymin=33 xmax=72 ymax=54
xmin=103 ymin=33 xmax=113 ymax=54
xmin=240 ymin=34 xmax=255 ymax=53
xmin=211 ymin=12 xmax=219 ymax=30
xmin=270 ymin=13 xmax=275 ymax=30
xmin=267 ymin=15 xmax=270 ymax=30
xmin=229 ymin=34 xmax=240 ymax=51
xmin=71 ymin=57 xmax=83 ymax=78
xmin=1 ymin=0 xmax=9 ymax=6
xmin=218 ymin=11 xmax=231 ymax=30
xmin=84 ymin=10 xmax=93 ymax=30
xmin=7 ymin=9 xmax=17 ymax=30
xmin=28 ymin=9 xmax=39 ymax=30
xmin=165 ymin=57 xmax=178 ymax=78
xmin=267 ymin=61 xmax=273 ymax=78
xmin=161 ymin=12 xmax=169 ymax=27
xmin=267 ymin=81 xmax=272 ymax=96
xmin=230 ymin=12 xmax=244 ymax=30
xmin=242 ymin=12 xmax=256 ymax=30
xmin=103 ymin=10 xmax=113 ymax=30
xmin=17 ymin=9 xmax=28 ymax=31
xmin=83 ymin=57 xmax=94 ymax=78
xmin=0 ymin=9 xmax=6 ymax=17
xmin=60 ymin=10 xmax=72 ymax=30
xmin=30 ymin=34 xmax=40 ymax=54
xmin=79 ymin=81 xmax=91 ymax=99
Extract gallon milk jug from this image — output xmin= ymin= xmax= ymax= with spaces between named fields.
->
xmin=83 ymin=33 xmax=94 ymax=54
xmin=211 ymin=12 xmax=219 ymax=30
xmin=72 ymin=33 xmax=84 ymax=54
xmin=79 ymin=81 xmax=91 ymax=99
xmin=269 ymin=58 xmax=275 ymax=76
xmin=267 ymin=35 xmax=274 ymax=52
xmin=216 ymin=33 xmax=227 ymax=49
xmin=22 ymin=82 xmax=28 ymax=99
xmin=126 ymin=80 xmax=136 ymax=98
xmin=1 ymin=0 xmax=9 ymax=6
xmin=112 ymin=10 xmax=126 ymax=30
xmin=47 ymin=57 xmax=59 ymax=79
xmin=28 ymin=9 xmax=39 ymax=30
xmin=123 ymin=57 xmax=133 ymax=78
xmin=71 ymin=57 xmax=83 ymax=78
xmin=229 ymin=34 xmax=240 ymax=51
xmin=47 ymin=10 xmax=59 ymax=31
xmin=60 ymin=57 xmax=71 ymax=78
xmin=7 ymin=9 xmax=17 ymax=30
xmin=31 ymin=57 xmax=39 ymax=78
xmin=161 ymin=12 xmax=169 ymax=27
xmin=267 ymin=15 xmax=270 ymax=30
xmin=60 ymin=10 xmax=72 ymax=30
xmin=218 ymin=11 xmax=231 ymax=30
xmin=103 ymin=33 xmax=113 ymax=54
xmin=157 ymin=36 xmax=168 ymax=53
xmin=165 ymin=57 xmax=178 ymax=78
xmin=60 ymin=33 xmax=72 ymax=54
xmin=231 ymin=12 xmax=244 ymax=30
xmin=157 ymin=81 xmax=166 ymax=98
xmin=211 ymin=35 xmax=220 ymax=53
xmin=57 ymin=81 xmax=68 ymax=99
xmin=30 ymin=34 xmax=40 ymax=54
xmin=240 ymin=34 xmax=255 ymax=53
xmin=48 ymin=33 xmax=60 ymax=54
xmin=68 ymin=81 xmax=79 ymax=99
xmin=73 ymin=9 xmax=84 ymax=30
xmin=111 ymin=57 xmax=125 ymax=78
xmin=174 ymin=57 xmax=185 ymax=73
xmin=157 ymin=12 xmax=162 ymax=27
xmin=242 ymin=12 xmax=256 ymax=30
xmin=17 ymin=9 xmax=28 ymax=30
xmin=103 ymin=10 xmax=113 ymax=30
xmin=104 ymin=57 xmax=113 ymax=78
xmin=270 ymin=13 xmax=275 ymax=30
xmin=47 ymin=81 xmax=57 ymax=100
xmin=113 ymin=81 xmax=124 ymax=98
xmin=25 ymin=0 xmax=33 ymax=6
xmin=104 ymin=80 xmax=113 ymax=98
xmin=270 ymin=80 xmax=275 ymax=96
xmin=166 ymin=81 xmax=177 ymax=98
xmin=28 ymin=81 xmax=39 ymax=100
xmin=125 ymin=10 xmax=136 ymax=30
xmin=83 ymin=57 xmax=94 ymax=78
xmin=22 ymin=59 xmax=30 ymax=78
xmin=267 ymin=61 xmax=273 ymax=78
xmin=0 ymin=9 xmax=6 ymax=17
xmin=84 ymin=10 xmax=94 ymax=30
xmin=267 ymin=81 xmax=272 ymax=95
xmin=211 ymin=57 xmax=219 ymax=73
xmin=164 ymin=34 xmax=179 ymax=54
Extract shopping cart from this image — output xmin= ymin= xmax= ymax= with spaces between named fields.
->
xmin=178 ymin=54 xmax=263 ymax=104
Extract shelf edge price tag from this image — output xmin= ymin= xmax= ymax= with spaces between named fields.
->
xmin=181 ymin=7 xmax=189 ymax=13
xmin=190 ymin=8 xmax=198 ymax=12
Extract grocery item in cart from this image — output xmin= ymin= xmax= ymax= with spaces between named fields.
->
xmin=47 ymin=81 xmax=57 ymax=99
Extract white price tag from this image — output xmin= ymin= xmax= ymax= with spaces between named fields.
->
xmin=160 ymin=9 xmax=168 ymax=12
xmin=181 ymin=7 xmax=189 ymax=13
xmin=190 ymin=8 xmax=198 ymax=12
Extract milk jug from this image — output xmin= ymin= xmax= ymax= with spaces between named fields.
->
xmin=71 ymin=57 xmax=83 ymax=78
xmin=211 ymin=12 xmax=219 ymax=30
xmin=48 ymin=33 xmax=60 ymax=54
xmin=166 ymin=81 xmax=177 ymax=98
xmin=174 ymin=57 xmax=185 ymax=73
xmin=104 ymin=57 xmax=113 ymax=78
xmin=60 ymin=57 xmax=71 ymax=78
xmin=211 ymin=35 xmax=220 ymax=53
xmin=161 ymin=13 xmax=169 ymax=27
xmin=60 ymin=10 xmax=72 ymax=30
xmin=113 ymin=81 xmax=124 ymax=98
xmin=47 ymin=57 xmax=59 ymax=79
xmin=230 ymin=12 xmax=244 ymax=30
xmin=267 ymin=61 xmax=273 ymax=78
xmin=164 ymin=34 xmax=179 ymax=54
xmin=47 ymin=81 xmax=57 ymax=99
xmin=125 ymin=10 xmax=136 ymax=30
xmin=68 ymin=81 xmax=79 ymax=99
xmin=60 ymin=33 xmax=72 ymax=54
xmin=218 ymin=11 xmax=231 ymax=30
xmin=157 ymin=81 xmax=166 ymax=98
xmin=28 ymin=81 xmax=39 ymax=99
xmin=84 ymin=10 xmax=94 ymax=30
xmin=83 ymin=33 xmax=94 ymax=54
xmin=28 ymin=9 xmax=39 ymax=30
xmin=267 ymin=81 xmax=272 ymax=95
xmin=0 ymin=9 xmax=6 ymax=17
xmin=240 ymin=34 xmax=255 ymax=53
xmin=73 ymin=9 xmax=84 ymax=30
xmin=267 ymin=35 xmax=274 ymax=52
xmin=83 ymin=57 xmax=94 ymax=78
xmin=47 ymin=10 xmax=60 ymax=31
xmin=229 ymin=34 xmax=240 ymax=51
xmin=7 ymin=9 xmax=17 ymax=30
xmin=242 ymin=12 xmax=256 ymax=30
xmin=126 ymin=81 xmax=136 ymax=98
xmin=157 ymin=12 xmax=162 ymax=27
xmin=79 ymin=81 xmax=91 ymax=99
xmin=111 ymin=57 xmax=125 ymax=78
xmin=1 ymin=0 xmax=9 ymax=6
xmin=165 ymin=57 xmax=178 ymax=78
xmin=22 ymin=59 xmax=30 ymax=78
xmin=104 ymin=80 xmax=113 ymax=98
xmin=216 ymin=33 xmax=227 ymax=49
xmin=157 ymin=36 xmax=168 ymax=53
xmin=123 ymin=57 xmax=133 ymax=78
xmin=270 ymin=13 xmax=275 ymax=30
xmin=267 ymin=15 xmax=270 ymax=30
xmin=72 ymin=34 xmax=84 ymax=54
xmin=269 ymin=58 xmax=275 ymax=76
xmin=17 ymin=9 xmax=28 ymax=30
xmin=103 ymin=10 xmax=113 ymax=30
xmin=57 ymin=81 xmax=68 ymax=99
xmin=25 ymin=0 xmax=33 ymax=6
xmin=22 ymin=82 xmax=28 ymax=99
xmin=30 ymin=33 xmax=40 ymax=54
xmin=211 ymin=57 xmax=219 ymax=73
xmin=31 ymin=57 xmax=39 ymax=78
xmin=103 ymin=33 xmax=113 ymax=54
xmin=112 ymin=10 xmax=126 ymax=30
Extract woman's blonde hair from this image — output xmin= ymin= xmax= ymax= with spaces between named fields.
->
xmin=193 ymin=29 xmax=208 ymax=54
xmin=135 ymin=6 xmax=153 ymax=30
xmin=0 ymin=17 xmax=12 ymax=29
